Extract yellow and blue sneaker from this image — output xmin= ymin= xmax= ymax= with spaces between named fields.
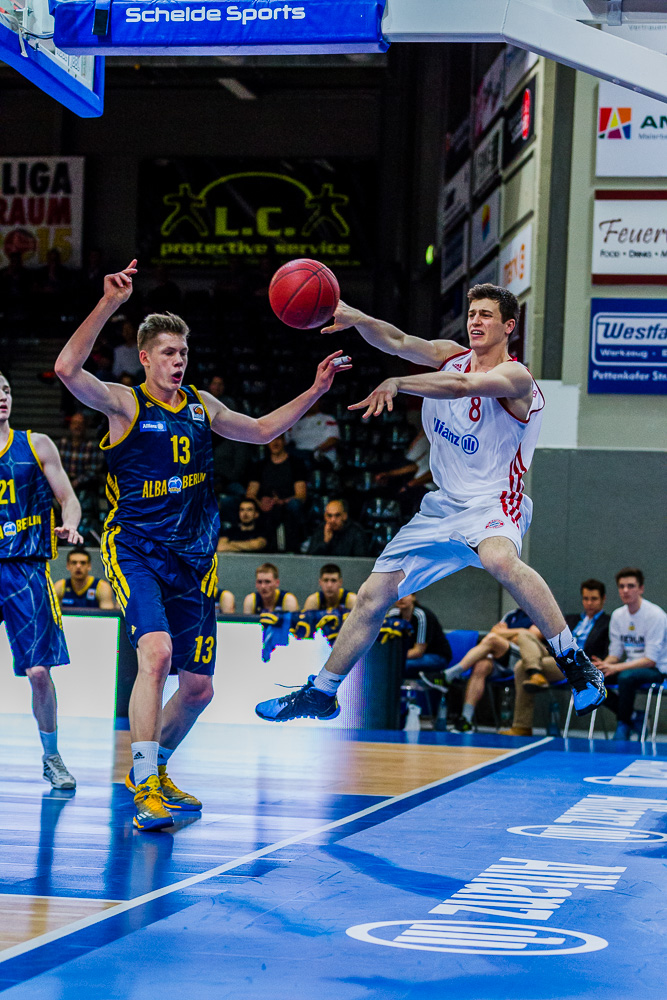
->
xmin=126 ymin=765 xmax=202 ymax=812
xmin=132 ymin=774 xmax=174 ymax=831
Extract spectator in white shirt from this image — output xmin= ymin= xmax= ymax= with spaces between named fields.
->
xmin=287 ymin=400 xmax=340 ymax=468
xmin=593 ymin=568 xmax=667 ymax=740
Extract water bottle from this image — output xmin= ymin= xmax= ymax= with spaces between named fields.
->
xmin=403 ymin=701 xmax=422 ymax=732
xmin=434 ymin=690 xmax=449 ymax=731
xmin=547 ymin=698 xmax=561 ymax=737
xmin=500 ymin=686 xmax=513 ymax=727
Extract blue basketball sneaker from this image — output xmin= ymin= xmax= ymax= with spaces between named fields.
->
xmin=550 ymin=646 xmax=606 ymax=716
xmin=256 ymin=676 xmax=341 ymax=722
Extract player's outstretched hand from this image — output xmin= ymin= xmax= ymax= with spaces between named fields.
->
xmin=313 ymin=350 xmax=352 ymax=394
xmin=103 ymin=260 xmax=137 ymax=308
xmin=321 ymin=301 xmax=364 ymax=335
xmin=55 ymin=525 xmax=84 ymax=545
xmin=349 ymin=378 xmax=398 ymax=420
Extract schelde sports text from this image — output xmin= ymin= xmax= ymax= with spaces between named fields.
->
xmin=125 ymin=5 xmax=307 ymax=25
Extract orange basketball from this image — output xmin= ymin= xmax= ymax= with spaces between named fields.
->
xmin=269 ymin=259 xmax=340 ymax=329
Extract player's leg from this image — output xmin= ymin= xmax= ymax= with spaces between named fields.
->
xmin=477 ymin=536 xmax=605 ymax=716
xmin=151 ymin=671 xmax=213 ymax=811
xmin=456 ymin=657 xmax=494 ymax=732
xmin=256 ymin=569 xmax=403 ymax=721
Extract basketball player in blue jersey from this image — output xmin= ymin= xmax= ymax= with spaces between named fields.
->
xmin=54 ymin=546 xmax=116 ymax=610
xmin=256 ymin=285 xmax=606 ymax=725
xmin=0 ymin=372 xmax=83 ymax=789
xmin=55 ymin=260 xmax=350 ymax=831
xmin=303 ymin=564 xmax=356 ymax=613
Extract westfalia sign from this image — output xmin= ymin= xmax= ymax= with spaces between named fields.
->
xmin=592 ymin=191 xmax=667 ymax=284
xmin=588 ymin=298 xmax=667 ymax=396
xmin=597 ymin=81 xmax=667 ymax=177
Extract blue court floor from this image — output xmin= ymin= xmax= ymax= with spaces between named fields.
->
xmin=0 ymin=715 xmax=666 ymax=998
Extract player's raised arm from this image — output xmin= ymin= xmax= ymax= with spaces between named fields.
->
xmin=322 ymin=301 xmax=459 ymax=369
xmin=31 ymin=434 xmax=83 ymax=545
xmin=350 ymin=362 xmax=533 ymax=420
xmin=54 ymin=261 xmax=139 ymax=419
xmin=201 ymin=351 xmax=352 ymax=444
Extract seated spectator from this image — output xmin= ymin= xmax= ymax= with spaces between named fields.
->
xmin=54 ymin=547 xmax=116 ymax=610
xmin=303 ymin=499 xmax=369 ymax=557
xmin=217 ymin=498 xmax=268 ymax=553
xmin=112 ymin=319 xmax=142 ymax=381
xmin=246 ymin=435 xmax=307 ymax=552
xmin=215 ymin=586 xmax=235 ymax=614
xmin=207 ymin=373 xmax=237 ymax=412
xmin=387 ymin=593 xmax=451 ymax=673
xmin=145 ymin=265 xmax=182 ymax=314
xmin=57 ymin=413 xmax=102 ymax=540
xmin=303 ymin=563 xmax=357 ymax=612
xmin=499 ymin=578 xmax=610 ymax=737
xmin=243 ymin=563 xmax=299 ymax=615
xmin=594 ymin=568 xmax=667 ymax=740
xmin=213 ymin=436 xmax=253 ymax=521
xmin=286 ymin=399 xmax=340 ymax=468
xmin=374 ymin=429 xmax=435 ymax=519
xmin=444 ymin=607 xmax=540 ymax=733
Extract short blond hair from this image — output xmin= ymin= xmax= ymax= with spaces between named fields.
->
xmin=137 ymin=312 xmax=190 ymax=352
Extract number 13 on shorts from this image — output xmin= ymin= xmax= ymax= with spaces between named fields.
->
xmin=194 ymin=634 xmax=215 ymax=664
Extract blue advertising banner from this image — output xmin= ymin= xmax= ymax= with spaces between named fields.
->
xmin=589 ymin=297 xmax=667 ymax=395
xmin=51 ymin=0 xmax=388 ymax=55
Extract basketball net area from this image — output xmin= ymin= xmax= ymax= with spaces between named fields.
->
xmin=1 ymin=1 xmax=667 ymax=117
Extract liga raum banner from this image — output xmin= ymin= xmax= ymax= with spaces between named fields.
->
xmin=0 ymin=157 xmax=84 ymax=269
xmin=137 ymin=158 xmax=377 ymax=269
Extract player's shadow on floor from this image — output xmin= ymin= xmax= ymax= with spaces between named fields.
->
xmin=323 ymin=842 xmax=464 ymax=899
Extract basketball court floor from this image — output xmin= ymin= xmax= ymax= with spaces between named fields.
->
xmin=0 ymin=716 xmax=665 ymax=998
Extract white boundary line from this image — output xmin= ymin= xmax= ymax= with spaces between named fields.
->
xmin=0 ymin=736 xmax=552 ymax=965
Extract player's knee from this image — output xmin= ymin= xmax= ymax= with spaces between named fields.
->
xmin=480 ymin=546 xmax=517 ymax=581
xmin=137 ymin=636 xmax=172 ymax=680
xmin=26 ymin=665 xmax=50 ymax=690
xmin=181 ymin=678 xmax=213 ymax=712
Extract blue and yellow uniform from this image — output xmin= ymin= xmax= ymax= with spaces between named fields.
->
xmin=0 ymin=429 xmax=68 ymax=675
xmin=250 ymin=589 xmax=292 ymax=614
xmin=315 ymin=587 xmax=354 ymax=611
xmin=101 ymin=384 xmax=220 ymax=674
xmin=59 ymin=576 xmax=104 ymax=609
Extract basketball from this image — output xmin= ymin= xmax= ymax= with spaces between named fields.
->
xmin=269 ymin=258 xmax=340 ymax=329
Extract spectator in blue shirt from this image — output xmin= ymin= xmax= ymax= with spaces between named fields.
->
xmin=499 ymin=578 xmax=610 ymax=736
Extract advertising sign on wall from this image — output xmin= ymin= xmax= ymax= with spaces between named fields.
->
xmin=503 ymin=76 xmax=536 ymax=168
xmin=0 ymin=157 xmax=84 ymax=269
xmin=470 ymin=186 xmax=501 ymax=269
xmin=137 ymin=158 xmax=375 ymax=268
xmin=499 ymin=221 xmax=532 ymax=296
xmin=474 ymin=51 xmax=504 ymax=140
xmin=592 ymin=191 xmax=667 ymax=284
xmin=473 ymin=120 xmax=503 ymax=197
xmin=504 ymin=46 xmax=538 ymax=98
xmin=441 ymin=220 xmax=469 ymax=293
xmin=589 ymin=297 xmax=667 ymax=395
xmin=596 ymin=81 xmax=667 ymax=178
xmin=440 ymin=161 xmax=470 ymax=233
xmin=470 ymin=254 xmax=499 ymax=289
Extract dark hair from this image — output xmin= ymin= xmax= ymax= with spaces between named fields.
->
xmin=239 ymin=497 xmax=261 ymax=516
xmin=467 ymin=283 xmax=520 ymax=325
xmin=320 ymin=563 xmax=342 ymax=577
xmin=137 ymin=312 xmax=190 ymax=351
xmin=615 ymin=567 xmax=644 ymax=587
xmin=580 ymin=578 xmax=606 ymax=598
xmin=67 ymin=546 xmax=91 ymax=562
xmin=256 ymin=562 xmax=279 ymax=578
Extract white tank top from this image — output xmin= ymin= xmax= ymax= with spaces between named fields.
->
xmin=421 ymin=350 xmax=545 ymax=510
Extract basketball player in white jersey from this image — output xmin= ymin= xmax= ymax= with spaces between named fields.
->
xmin=256 ymin=283 xmax=606 ymax=723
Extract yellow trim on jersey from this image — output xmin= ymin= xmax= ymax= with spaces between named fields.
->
xmin=50 ymin=509 xmax=57 ymax=560
xmin=201 ymin=554 xmax=218 ymax=598
xmin=0 ymin=428 xmax=14 ymax=459
xmin=101 ymin=526 xmax=130 ymax=611
xmin=190 ymin=385 xmax=212 ymax=424
xmin=45 ymin=563 xmax=63 ymax=629
xmin=99 ymin=392 xmax=140 ymax=451
xmin=141 ymin=383 xmax=187 ymax=414
xmin=104 ymin=474 xmax=120 ymax=528
xmin=26 ymin=430 xmax=44 ymax=470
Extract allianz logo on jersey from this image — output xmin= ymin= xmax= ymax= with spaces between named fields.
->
xmin=140 ymin=421 xmax=167 ymax=432
xmin=508 ymin=793 xmax=667 ymax=842
xmin=125 ymin=5 xmax=307 ymax=27
xmin=432 ymin=417 xmax=479 ymax=455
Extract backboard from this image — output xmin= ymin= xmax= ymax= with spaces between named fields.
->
xmin=0 ymin=0 xmax=104 ymax=116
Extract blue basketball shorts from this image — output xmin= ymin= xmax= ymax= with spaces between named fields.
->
xmin=0 ymin=559 xmax=69 ymax=676
xmin=101 ymin=527 xmax=218 ymax=675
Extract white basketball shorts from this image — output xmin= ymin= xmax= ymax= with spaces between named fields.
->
xmin=373 ymin=489 xmax=533 ymax=598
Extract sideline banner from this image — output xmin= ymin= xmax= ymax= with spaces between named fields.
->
xmin=592 ymin=190 xmax=667 ymax=284
xmin=589 ymin=297 xmax=667 ymax=395
xmin=52 ymin=0 xmax=389 ymax=55
xmin=137 ymin=158 xmax=376 ymax=268
xmin=0 ymin=157 xmax=84 ymax=268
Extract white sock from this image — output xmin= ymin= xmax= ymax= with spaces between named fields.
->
xmin=546 ymin=626 xmax=575 ymax=656
xmin=313 ymin=666 xmax=345 ymax=696
xmin=39 ymin=730 xmax=58 ymax=758
xmin=462 ymin=703 xmax=475 ymax=724
xmin=444 ymin=661 xmax=465 ymax=683
xmin=131 ymin=741 xmax=158 ymax=784
xmin=157 ymin=745 xmax=174 ymax=767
